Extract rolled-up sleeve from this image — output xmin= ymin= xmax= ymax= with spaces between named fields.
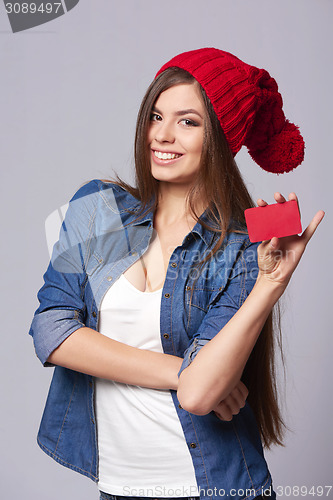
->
xmin=28 ymin=180 xmax=100 ymax=366
xmin=178 ymin=239 xmax=260 ymax=377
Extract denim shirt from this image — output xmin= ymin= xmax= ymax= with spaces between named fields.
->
xmin=29 ymin=179 xmax=275 ymax=500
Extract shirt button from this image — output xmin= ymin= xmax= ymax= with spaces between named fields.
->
xmin=163 ymin=333 xmax=169 ymax=339
xmin=190 ymin=442 xmax=197 ymax=449
xmin=92 ymin=311 xmax=97 ymax=318
xmin=186 ymin=286 xmax=191 ymax=291
xmin=171 ymin=262 xmax=177 ymax=268
xmin=106 ymin=276 xmax=112 ymax=281
xmin=164 ymin=293 xmax=170 ymax=298
xmin=178 ymin=403 xmax=183 ymax=409
xmin=131 ymin=251 xmax=138 ymax=256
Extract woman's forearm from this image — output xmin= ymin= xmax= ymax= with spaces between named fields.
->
xmin=47 ymin=327 xmax=182 ymax=390
xmin=177 ymin=276 xmax=285 ymax=415
xmin=177 ymin=198 xmax=325 ymax=415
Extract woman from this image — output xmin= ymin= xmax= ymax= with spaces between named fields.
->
xmin=29 ymin=48 xmax=324 ymax=500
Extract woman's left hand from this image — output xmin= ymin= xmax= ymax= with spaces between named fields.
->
xmin=213 ymin=380 xmax=249 ymax=421
xmin=256 ymin=192 xmax=325 ymax=289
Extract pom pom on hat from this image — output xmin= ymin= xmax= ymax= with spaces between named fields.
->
xmin=155 ymin=48 xmax=305 ymax=174
xmin=248 ymin=121 xmax=305 ymax=174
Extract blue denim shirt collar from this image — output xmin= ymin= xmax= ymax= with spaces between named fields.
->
xmin=128 ymin=201 xmax=216 ymax=248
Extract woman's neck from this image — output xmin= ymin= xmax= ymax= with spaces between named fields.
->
xmin=155 ymin=182 xmax=206 ymax=227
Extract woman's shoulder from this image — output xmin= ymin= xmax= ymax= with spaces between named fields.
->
xmin=69 ymin=178 xmax=140 ymax=211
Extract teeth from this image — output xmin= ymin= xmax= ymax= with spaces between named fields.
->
xmin=154 ymin=151 xmax=181 ymax=160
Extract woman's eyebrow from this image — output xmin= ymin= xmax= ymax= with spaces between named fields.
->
xmin=152 ymin=106 xmax=203 ymax=119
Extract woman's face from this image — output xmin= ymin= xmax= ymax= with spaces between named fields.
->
xmin=147 ymin=83 xmax=205 ymax=188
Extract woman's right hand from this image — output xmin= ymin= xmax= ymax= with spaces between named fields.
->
xmin=256 ymin=192 xmax=325 ymax=290
xmin=212 ymin=380 xmax=249 ymax=421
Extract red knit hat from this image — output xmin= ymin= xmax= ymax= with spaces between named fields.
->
xmin=155 ymin=48 xmax=304 ymax=174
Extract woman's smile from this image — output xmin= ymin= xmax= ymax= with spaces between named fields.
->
xmin=151 ymin=149 xmax=184 ymax=165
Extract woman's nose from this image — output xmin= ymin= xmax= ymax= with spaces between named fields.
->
xmin=154 ymin=121 xmax=175 ymax=143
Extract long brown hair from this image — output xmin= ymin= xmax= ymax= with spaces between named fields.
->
xmin=113 ymin=67 xmax=286 ymax=448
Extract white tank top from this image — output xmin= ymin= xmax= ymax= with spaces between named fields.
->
xmin=95 ymin=274 xmax=199 ymax=497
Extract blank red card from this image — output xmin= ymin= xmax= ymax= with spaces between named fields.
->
xmin=244 ymin=200 xmax=302 ymax=243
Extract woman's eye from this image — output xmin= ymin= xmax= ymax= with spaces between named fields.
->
xmin=181 ymin=118 xmax=199 ymax=127
xmin=150 ymin=113 xmax=162 ymax=122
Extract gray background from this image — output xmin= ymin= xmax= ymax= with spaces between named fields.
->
xmin=1 ymin=1 xmax=332 ymax=499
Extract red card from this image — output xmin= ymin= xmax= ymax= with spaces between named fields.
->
xmin=244 ymin=200 xmax=302 ymax=243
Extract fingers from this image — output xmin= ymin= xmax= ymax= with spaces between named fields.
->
xmin=258 ymin=192 xmax=298 ymax=206
xmin=274 ymin=192 xmax=287 ymax=203
xmin=214 ymin=395 xmax=244 ymax=421
xmin=269 ymin=236 xmax=280 ymax=249
xmin=257 ymin=193 xmax=286 ymax=206
xmin=214 ymin=399 xmax=236 ymax=421
xmin=287 ymin=192 xmax=297 ymax=201
xmin=235 ymin=380 xmax=249 ymax=401
xmin=214 ymin=382 xmax=249 ymax=421
xmin=257 ymin=198 xmax=268 ymax=207
xmin=287 ymin=192 xmax=301 ymax=220
xmin=301 ymin=210 xmax=325 ymax=244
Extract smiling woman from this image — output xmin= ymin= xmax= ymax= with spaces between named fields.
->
xmin=29 ymin=48 xmax=324 ymax=500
